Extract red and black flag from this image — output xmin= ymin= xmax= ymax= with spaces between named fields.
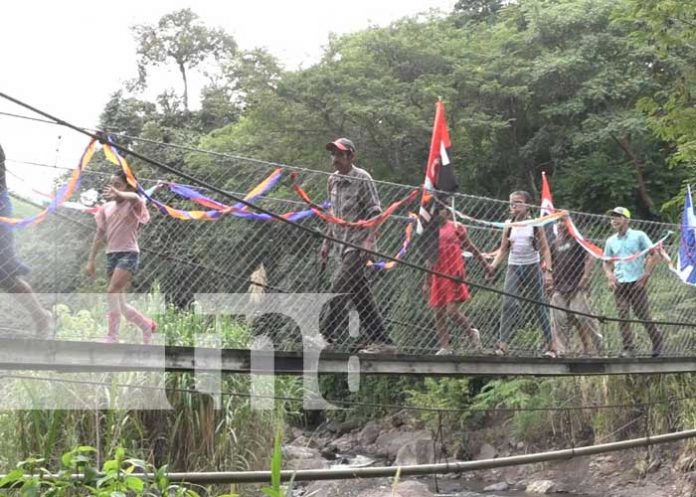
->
xmin=416 ymin=100 xmax=459 ymax=263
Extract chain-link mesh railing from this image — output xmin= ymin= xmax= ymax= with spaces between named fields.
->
xmin=2 ymin=136 xmax=695 ymax=358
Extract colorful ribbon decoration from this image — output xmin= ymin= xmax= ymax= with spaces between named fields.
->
xmin=449 ymin=204 xmax=567 ymax=229
xmin=564 ymin=216 xmax=672 ymax=263
xmin=104 ymin=141 xmax=241 ymax=220
xmin=290 ymin=173 xmax=420 ymax=229
xmin=167 ymin=168 xmax=284 ymax=212
xmin=165 ymin=180 xmax=326 ymax=222
xmin=38 ymin=184 xmax=160 ymax=216
xmin=103 ymin=139 xmax=322 ymax=223
xmin=103 ymin=140 xmax=266 ymax=221
xmin=448 ymin=199 xmax=672 ymax=264
xmin=368 ymin=213 xmax=418 ymax=270
xmin=0 ymin=139 xmax=97 ymax=227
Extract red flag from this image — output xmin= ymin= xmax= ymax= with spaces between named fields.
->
xmin=541 ymin=171 xmax=558 ymax=238
xmin=424 ymin=100 xmax=453 ymax=191
xmin=541 ymin=171 xmax=555 ymax=215
xmin=418 ymin=100 xmax=458 ymax=234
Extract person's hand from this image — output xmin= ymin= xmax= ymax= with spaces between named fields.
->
xmin=637 ymin=272 xmax=651 ymax=289
xmin=485 ymin=264 xmax=496 ymax=281
xmin=85 ymin=259 xmax=96 ymax=278
xmin=362 ymin=230 xmax=378 ymax=254
xmin=320 ymin=240 xmax=330 ymax=265
xmin=607 ymin=273 xmax=618 ymax=291
xmin=102 ymin=185 xmax=121 ymax=201
xmin=543 ymin=271 xmax=554 ymax=295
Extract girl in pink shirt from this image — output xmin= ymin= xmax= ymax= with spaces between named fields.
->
xmin=86 ymin=171 xmax=156 ymax=343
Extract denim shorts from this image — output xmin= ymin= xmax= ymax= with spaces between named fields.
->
xmin=106 ymin=251 xmax=140 ymax=276
xmin=0 ymin=191 xmax=30 ymax=283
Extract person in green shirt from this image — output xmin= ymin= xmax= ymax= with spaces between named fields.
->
xmin=602 ymin=207 xmax=663 ymax=357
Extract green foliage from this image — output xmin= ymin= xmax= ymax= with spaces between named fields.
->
xmin=614 ymin=0 xmax=696 ymax=176
xmin=0 ymin=446 xmax=199 ymax=497
xmin=406 ymin=378 xmax=472 ymax=430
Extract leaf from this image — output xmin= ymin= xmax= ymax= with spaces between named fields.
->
xmin=270 ymin=430 xmax=282 ymax=491
xmin=0 ymin=469 xmax=25 ymax=487
xmin=125 ymin=476 xmax=145 ymax=492
xmin=21 ymin=483 xmax=40 ymax=497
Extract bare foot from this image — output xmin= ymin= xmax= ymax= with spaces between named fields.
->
xmin=34 ymin=309 xmax=53 ymax=339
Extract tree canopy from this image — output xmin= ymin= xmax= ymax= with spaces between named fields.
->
xmin=105 ymin=0 xmax=695 ymax=218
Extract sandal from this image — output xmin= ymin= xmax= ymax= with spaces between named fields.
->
xmin=470 ymin=328 xmax=483 ymax=350
xmin=542 ymin=349 xmax=559 ymax=359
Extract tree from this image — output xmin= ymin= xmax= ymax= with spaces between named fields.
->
xmin=454 ymin=0 xmax=506 ymax=22
xmin=132 ymin=9 xmax=237 ymax=110
xmin=615 ymin=0 xmax=696 ymax=184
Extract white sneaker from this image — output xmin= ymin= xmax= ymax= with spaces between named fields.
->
xmin=359 ymin=343 xmax=397 ymax=354
xmin=435 ymin=347 xmax=453 ymax=356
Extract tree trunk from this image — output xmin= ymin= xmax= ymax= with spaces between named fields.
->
xmin=612 ymin=134 xmax=657 ymax=217
xmin=179 ymin=62 xmax=189 ymax=111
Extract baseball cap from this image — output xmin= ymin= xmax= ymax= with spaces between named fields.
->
xmin=606 ymin=206 xmax=631 ymax=219
xmin=326 ymin=138 xmax=356 ymax=154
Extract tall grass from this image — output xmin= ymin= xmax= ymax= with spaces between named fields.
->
xmin=0 ymin=296 xmax=303 ymax=480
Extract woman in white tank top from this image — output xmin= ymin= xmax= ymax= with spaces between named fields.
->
xmin=488 ymin=191 xmax=555 ymax=356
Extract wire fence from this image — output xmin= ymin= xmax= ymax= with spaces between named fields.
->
xmin=2 ymin=130 xmax=695 ymax=359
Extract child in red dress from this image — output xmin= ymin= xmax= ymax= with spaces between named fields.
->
xmin=424 ymin=205 xmax=489 ymax=354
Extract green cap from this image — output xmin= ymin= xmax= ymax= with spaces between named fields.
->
xmin=606 ymin=207 xmax=631 ymax=219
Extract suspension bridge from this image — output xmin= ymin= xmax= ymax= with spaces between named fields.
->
xmin=1 ymin=95 xmax=695 ymax=378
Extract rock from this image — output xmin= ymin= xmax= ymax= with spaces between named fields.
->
xmin=329 ymin=433 xmax=356 ymax=453
xmin=517 ymin=441 xmax=526 ymax=450
xmin=337 ymin=419 xmax=361 ymax=435
xmin=282 ymin=445 xmax=317 ymax=460
xmin=526 ymin=480 xmax=556 ymax=494
xmin=484 ymin=481 xmax=510 ymax=492
xmin=282 ymin=444 xmax=327 ymax=471
xmin=356 ymin=480 xmax=435 ymax=497
xmin=305 ymin=479 xmax=435 ymax=497
xmin=647 ymin=458 xmax=662 ymax=473
xmin=324 ymin=421 xmax=341 ymax=434
xmin=320 ymin=446 xmax=338 ymax=460
xmin=289 ymin=427 xmax=304 ymax=441
xmin=386 ymin=410 xmax=409 ymax=428
xmin=395 ymin=439 xmax=435 ymax=466
xmin=358 ymin=421 xmax=382 ymax=446
xmin=476 ymin=443 xmax=497 ymax=461
xmin=290 ymin=435 xmax=311 ymax=448
xmin=374 ymin=430 xmax=431 ymax=459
